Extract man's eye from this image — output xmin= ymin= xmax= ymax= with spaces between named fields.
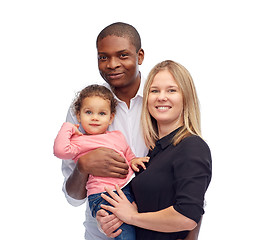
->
xmin=98 ymin=55 xmax=107 ymax=60
xmin=120 ymin=53 xmax=128 ymax=58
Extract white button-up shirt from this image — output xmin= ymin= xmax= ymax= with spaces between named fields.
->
xmin=61 ymin=76 xmax=148 ymax=239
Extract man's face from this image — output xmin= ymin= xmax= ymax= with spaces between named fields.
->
xmin=97 ymin=35 xmax=144 ymax=89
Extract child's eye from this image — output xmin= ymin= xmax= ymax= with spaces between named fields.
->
xmin=85 ymin=110 xmax=92 ymax=114
xmin=99 ymin=112 xmax=106 ymax=116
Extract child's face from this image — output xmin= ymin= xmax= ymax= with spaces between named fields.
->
xmin=97 ymin=35 xmax=144 ymax=89
xmin=77 ymin=96 xmax=114 ymax=135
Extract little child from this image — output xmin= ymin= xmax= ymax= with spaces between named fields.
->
xmin=54 ymin=84 xmax=148 ymax=240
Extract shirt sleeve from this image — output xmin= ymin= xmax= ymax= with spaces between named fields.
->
xmin=61 ymin=107 xmax=86 ymax=206
xmin=53 ymin=122 xmax=81 ymax=160
xmin=172 ymin=136 xmax=212 ymax=223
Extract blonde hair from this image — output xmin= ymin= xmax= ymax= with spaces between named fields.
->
xmin=141 ymin=60 xmax=201 ymax=150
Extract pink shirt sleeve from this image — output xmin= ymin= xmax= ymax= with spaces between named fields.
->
xmin=53 ymin=122 xmax=81 ymax=160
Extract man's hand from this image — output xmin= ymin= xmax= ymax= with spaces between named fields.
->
xmin=66 ymin=147 xmax=129 ymax=200
xmin=78 ymin=147 xmax=129 ymax=178
xmin=96 ymin=209 xmax=123 ymax=238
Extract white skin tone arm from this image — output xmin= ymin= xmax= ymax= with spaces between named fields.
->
xmin=100 ymin=185 xmax=197 ymax=233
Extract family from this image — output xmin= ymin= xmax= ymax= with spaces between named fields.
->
xmin=54 ymin=22 xmax=212 ymax=240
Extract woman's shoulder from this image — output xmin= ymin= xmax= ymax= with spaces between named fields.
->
xmin=180 ymin=134 xmax=211 ymax=155
xmin=174 ymin=135 xmax=212 ymax=169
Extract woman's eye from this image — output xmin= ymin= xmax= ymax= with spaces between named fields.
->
xmin=150 ymin=89 xmax=158 ymax=93
xmin=169 ymin=89 xmax=176 ymax=93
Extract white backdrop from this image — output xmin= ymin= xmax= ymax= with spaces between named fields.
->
xmin=1 ymin=0 xmax=253 ymax=239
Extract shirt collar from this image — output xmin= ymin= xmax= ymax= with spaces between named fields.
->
xmin=103 ymin=72 xmax=145 ymax=100
xmin=136 ymin=74 xmax=145 ymax=98
xmin=156 ymin=127 xmax=182 ymax=150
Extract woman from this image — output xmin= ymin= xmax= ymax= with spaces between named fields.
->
xmin=100 ymin=60 xmax=212 ymax=239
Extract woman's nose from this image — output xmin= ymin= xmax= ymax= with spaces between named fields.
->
xmin=158 ymin=91 xmax=167 ymax=101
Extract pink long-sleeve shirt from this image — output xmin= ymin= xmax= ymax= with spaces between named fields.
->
xmin=54 ymin=122 xmax=135 ymax=196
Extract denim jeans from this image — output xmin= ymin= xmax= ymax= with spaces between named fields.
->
xmin=88 ymin=184 xmax=136 ymax=240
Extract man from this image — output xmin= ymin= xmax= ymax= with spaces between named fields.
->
xmin=62 ymin=22 xmax=201 ymax=239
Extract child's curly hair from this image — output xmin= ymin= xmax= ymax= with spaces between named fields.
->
xmin=72 ymin=84 xmax=117 ymax=115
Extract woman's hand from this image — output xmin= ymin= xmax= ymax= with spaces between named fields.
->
xmin=96 ymin=209 xmax=123 ymax=238
xmin=100 ymin=185 xmax=138 ymax=225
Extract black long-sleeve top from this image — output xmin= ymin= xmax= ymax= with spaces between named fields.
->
xmin=131 ymin=128 xmax=212 ymax=240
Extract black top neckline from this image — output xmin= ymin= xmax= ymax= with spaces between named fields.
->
xmin=155 ymin=126 xmax=182 ymax=150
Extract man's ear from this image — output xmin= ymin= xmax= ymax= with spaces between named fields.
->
xmin=137 ymin=48 xmax=145 ymax=65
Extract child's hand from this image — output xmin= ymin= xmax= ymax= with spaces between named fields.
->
xmin=131 ymin=157 xmax=150 ymax=172
xmin=73 ymin=124 xmax=83 ymax=136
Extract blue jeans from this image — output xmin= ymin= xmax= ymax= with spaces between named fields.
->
xmin=88 ymin=184 xmax=136 ymax=240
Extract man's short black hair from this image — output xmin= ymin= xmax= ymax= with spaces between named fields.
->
xmin=96 ymin=22 xmax=142 ymax=52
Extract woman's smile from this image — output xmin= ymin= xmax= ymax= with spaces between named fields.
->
xmin=155 ymin=105 xmax=172 ymax=111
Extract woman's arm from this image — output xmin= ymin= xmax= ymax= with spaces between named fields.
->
xmin=96 ymin=209 xmax=201 ymax=239
xmin=101 ymin=185 xmax=197 ymax=233
xmin=131 ymin=206 xmax=196 ymax=233
xmin=183 ymin=217 xmax=202 ymax=240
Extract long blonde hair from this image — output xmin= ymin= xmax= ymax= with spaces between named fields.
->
xmin=141 ymin=60 xmax=201 ymax=150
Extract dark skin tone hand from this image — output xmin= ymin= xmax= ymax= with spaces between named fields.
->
xmin=65 ymin=147 xmax=129 ymax=199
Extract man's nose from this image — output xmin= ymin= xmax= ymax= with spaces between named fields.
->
xmin=107 ymin=57 xmax=120 ymax=69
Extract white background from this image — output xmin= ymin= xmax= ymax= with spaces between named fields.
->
xmin=1 ymin=0 xmax=253 ymax=239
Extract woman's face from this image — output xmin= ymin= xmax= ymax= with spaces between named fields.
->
xmin=148 ymin=69 xmax=184 ymax=136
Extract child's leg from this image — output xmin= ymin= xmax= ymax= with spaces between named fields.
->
xmin=88 ymin=192 xmax=107 ymax=218
xmin=115 ymin=222 xmax=136 ymax=240
xmin=114 ymin=184 xmax=136 ymax=240
xmin=88 ymin=185 xmax=136 ymax=240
